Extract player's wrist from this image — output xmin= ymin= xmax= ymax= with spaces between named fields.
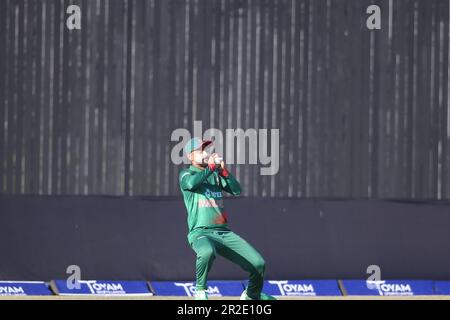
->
xmin=219 ymin=167 xmax=229 ymax=177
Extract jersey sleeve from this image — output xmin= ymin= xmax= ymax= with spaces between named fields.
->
xmin=218 ymin=168 xmax=242 ymax=195
xmin=179 ymin=167 xmax=214 ymax=191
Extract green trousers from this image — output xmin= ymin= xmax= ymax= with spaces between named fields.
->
xmin=189 ymin=228 xmax=266 ymax=299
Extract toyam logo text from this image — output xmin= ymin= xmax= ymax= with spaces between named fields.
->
xmin=84 ymin=281 xmax=126 ymax=295
xmin=366 ymin=281 xmax=413 ymax=296
xmin=0 ymin=286 xmax=25 ymax=296
xmin=174 ymin=282 xmax=221 ymax=297
xmin=268 ymin=281 xmax=316 ymax=296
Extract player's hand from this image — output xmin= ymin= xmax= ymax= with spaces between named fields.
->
xmin=213 ymin=153 xmax=225 ymax=170
xmin=207 ymin=153 xmax=224 ymax=170
xmin=207 ymin=153 xmax=219 ymax=168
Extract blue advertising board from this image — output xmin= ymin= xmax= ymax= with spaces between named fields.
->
xmin=341 ymin=280 xmax=435 ymax=296
xmin=0 ymin=281 xmax=53 ymax=296
xmin=52 ymin=280 xmax=153 ymax=296
xmin=259 ymin=280 xmax=342 ymax=296
xmin=150 ymin=281 xmax=244 ymax=297
xmin=434 ymin=281 xmax=450 ymax=295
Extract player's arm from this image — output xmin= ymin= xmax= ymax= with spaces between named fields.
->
xmin=179 ymin=167 xmax=214 ymax=191
xmin=218 ymin=167 xmax=241 ymax=196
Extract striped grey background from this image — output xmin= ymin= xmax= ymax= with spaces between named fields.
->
xmin=1 ymin=0 xmax=449 ymax=199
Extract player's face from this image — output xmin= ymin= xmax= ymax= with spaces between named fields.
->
xmin=189 ymin=149 xmax=208 ymax=167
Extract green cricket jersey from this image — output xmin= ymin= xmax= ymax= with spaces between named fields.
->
xmin=179 ymin=165 xmax=241 ymax=242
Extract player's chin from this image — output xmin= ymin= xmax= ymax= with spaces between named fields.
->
xmin=197 ymin=162 xmax=208 ymax=168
